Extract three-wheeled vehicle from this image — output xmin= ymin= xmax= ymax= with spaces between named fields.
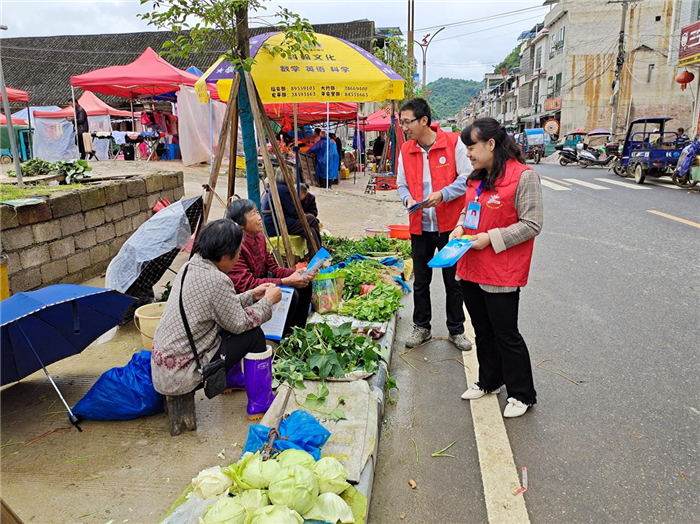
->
xmin=516 ymin=128 xmax=547 ymax=164
xmin=620 ymin=117 xmax=684 ymax=184
xmin=554 ymin=129 xmax=587 ymax=166
xmin=0 ymin=124 xmax=33 ymax=164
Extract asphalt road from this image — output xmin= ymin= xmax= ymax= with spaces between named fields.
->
xmin=370 ymin=163 xmax=700 ymax=524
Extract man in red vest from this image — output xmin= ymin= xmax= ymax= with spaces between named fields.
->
xmin=396 ymin=98 xmax=473 ymax=351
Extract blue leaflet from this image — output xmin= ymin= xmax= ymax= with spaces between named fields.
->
xmin=408 ymin=200 xmax=425 ymax=214
xmin=427 ymin=239 xmax=474 ymax=268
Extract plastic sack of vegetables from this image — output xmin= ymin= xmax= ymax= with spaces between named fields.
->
xmin=268 ymin=465 xmax=319 ymax=514
xmin=311 ymin=270 xmax=345 ymax=314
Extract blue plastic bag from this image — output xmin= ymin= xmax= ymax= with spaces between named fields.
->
xmin=73 ymin=350 xmax=164 ymax=420
xmin=243 ymin=410 xmax=331 ymax=460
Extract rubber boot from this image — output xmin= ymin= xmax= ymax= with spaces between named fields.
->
xmin=244 ymin=346 xmax=275 ymax=420
xmin=223 ymin=361 xmax=245 ymax=394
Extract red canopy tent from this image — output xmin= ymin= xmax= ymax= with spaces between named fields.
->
xmin=264 ymin=102 xmax=358 ymax=126
xmin=0 ymin=114 xmax=27 ymax=126
xmin=70 ymin=47 xmax=214 ymax=99
xmin=0 ymin=87 xmax=30 ymax=103
xmin=33 ymin=91 xmax=138 ymax=119
xmin=355 ymin=107 xmax=397 ymax=132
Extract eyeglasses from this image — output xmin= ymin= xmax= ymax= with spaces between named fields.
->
xmin=399 ymin=118 xmax=418 ymax=127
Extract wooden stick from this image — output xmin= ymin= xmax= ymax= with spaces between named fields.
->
xmin=248 ymin=76 xmax=319 ymax=254
xmin=227 ymin=87 xmax=240 ymax=201
xmin=201 ymin=72 xmax=241 ymax=225
xmin=243 ymin=72 xmax=296 ymax=266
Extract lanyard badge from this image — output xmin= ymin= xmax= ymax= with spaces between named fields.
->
xmin=463 ymin=181 xmax=483 ymax=231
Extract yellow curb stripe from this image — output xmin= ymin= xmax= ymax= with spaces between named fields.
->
xmin=462 ymin=309 xmax=530 ymax=524
xmin=542 ymin=175 xmax=572 ymax=186
xmin=540 ymin=179 xmax=571 ymax=191
xmin=647 ymin=210 xmax=700 ymax=229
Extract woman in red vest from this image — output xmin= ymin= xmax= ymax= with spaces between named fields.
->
xmin=450 ymin=118 xmax=543 ymax=418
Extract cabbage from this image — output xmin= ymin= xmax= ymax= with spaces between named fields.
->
xmin=236 ymin=489 xmax=269 ymax=518
xmin=312 ymin=457 xmax=350 ymax=495
xmin=275 ymin=449 xmax=315 ymax=470
xmin=303 ymin=492 xmax=355 ymax=523
xmin=191 ymin=465 xmax=233 ymax=500
xmin=200 ymin=495 xmax=247 ymax=524
xmin=268 ymin=465 xmax=319 ymax=514
xmin=232 ymin=452 xmax=281 ymax=490
xmin=246 ymin=504 xmax=303 ymax=524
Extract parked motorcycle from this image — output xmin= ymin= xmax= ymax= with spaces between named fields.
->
xmin=554 ymin=143 xmax=579 ymax=166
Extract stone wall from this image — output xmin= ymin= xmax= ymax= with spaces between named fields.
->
xmin=1 ymin=172 xmax=185 ymax=294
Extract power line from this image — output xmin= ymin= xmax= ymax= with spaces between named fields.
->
xmin=434 ymin=14 xmax=546 ymax=43
xmin=416 ymin=5 xmax=549 ymax=32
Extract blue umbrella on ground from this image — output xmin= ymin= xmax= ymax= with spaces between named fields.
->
xmin=0 ymin=284 xmax=135 ymax=431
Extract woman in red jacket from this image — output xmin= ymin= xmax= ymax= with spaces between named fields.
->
xmin=226 ymin=199 xmax=314 ymax=336
xmin=450 ymin=118 xmax=543 ymax=418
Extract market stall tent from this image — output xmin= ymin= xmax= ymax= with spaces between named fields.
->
xmin=0 ymin=115 xmax=27 ymax=126
xmin=0 ymin=87 xmax=30 ymax=103
xmin=32 ymin=92 xmax=141 ymax=162
xmin=355 ymin=108 xmax=397 ymax=132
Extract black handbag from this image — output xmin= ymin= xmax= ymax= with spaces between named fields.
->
xmin=179 ymin=265 xmax=227 ymax=399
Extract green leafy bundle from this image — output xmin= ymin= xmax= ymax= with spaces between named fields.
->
xmin=341 ymin=259 xmax=383 ymax=300
xmin=9 ymin=159 xmax=92 ymax=184
xmin=322 ymin=234 xmax=411 ymax=264
xmin=273 ymin=322 xmax=381 ymax=389
xmin=338 ymin=283 xmax=402 ymax=322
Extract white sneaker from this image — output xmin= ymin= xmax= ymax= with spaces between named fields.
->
xmin=503 ymin=397 xmax=529 ymax=418
xmin=461 ymin=382 xmax=501 ymax=400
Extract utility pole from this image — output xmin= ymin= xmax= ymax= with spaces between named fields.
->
xmin=416 ymin=27 xmax=445 ymax=88
xmin=407 ymin=0 xmax=415 ymax=76
xmin=0 ymin=25 xmax=23 ymax=187
xmin=610 ymin=0 xmax=631 ymax=136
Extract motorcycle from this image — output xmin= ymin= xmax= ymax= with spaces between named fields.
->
xmin=554 ymin=143 xmax=579 ymax=166
xmin=578 ymin=142 xmax=621 ymax=169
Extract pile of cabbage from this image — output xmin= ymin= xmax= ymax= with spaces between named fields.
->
xmin=175 ymin=449 xmax=358 ymax=524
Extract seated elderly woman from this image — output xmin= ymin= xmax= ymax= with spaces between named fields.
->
xmin=226 ymin=199 xmax=314 ymax=336
xmin=261 ymin=169 xmax=322 ymax=252
xmin=151 ymin=219 xmax=282 ymax=420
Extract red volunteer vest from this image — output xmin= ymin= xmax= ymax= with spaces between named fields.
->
xmin=402 ymin=128 xmax=464 ymax=235
xmin=456 ymin=159 xmax=535 ymax=287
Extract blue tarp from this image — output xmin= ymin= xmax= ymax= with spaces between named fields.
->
xmin=243 ymin=410 xmax=331 ymax=460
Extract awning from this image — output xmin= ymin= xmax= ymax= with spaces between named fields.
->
xmin=520 ymin=110 xmax=558 ymax=123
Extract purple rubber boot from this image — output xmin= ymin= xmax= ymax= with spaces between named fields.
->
xmin=223 ymin=361 xmax=245 ymax=393
xmin=244 ymin=346 xmax=275 ymax=420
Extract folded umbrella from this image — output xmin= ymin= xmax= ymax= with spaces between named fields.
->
xmin=1 ymin=285 xmax=135 ymax=431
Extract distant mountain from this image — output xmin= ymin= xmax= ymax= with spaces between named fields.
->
xmin=426 ymin=77 xmax=484 ymax=120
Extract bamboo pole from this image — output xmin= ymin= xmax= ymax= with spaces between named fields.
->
xmin=227 ymin=88 xmax=240 ymax=201
xmin=242 ymin=72 xmax=296 ymax=266
xmin=201 ymin=72 xmax=240 ymax=225
xmin=246 ymin=71 xmax=319 ymax=254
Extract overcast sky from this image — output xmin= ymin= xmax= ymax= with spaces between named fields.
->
xmin=0 ymin=0 xmax=549 ymax=83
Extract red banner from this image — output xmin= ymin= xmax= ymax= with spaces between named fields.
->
xmin=679 ymin=20 xmax=700 ymax=67
xmin=544 ymin=97 xmax=562 ymax=112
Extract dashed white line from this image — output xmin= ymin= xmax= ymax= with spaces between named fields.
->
xmin=563 ymin=179 xmax=611 ymax=190
xmin=644 ymin=181 xmax=684 ymax=190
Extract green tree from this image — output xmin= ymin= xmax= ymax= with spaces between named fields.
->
xmin=425 ymin=78 xmax=483 ymax=120
xmin=139 ymin=0 xmax=318 ymax=69
xmin=372 ymin=34 xmax=426 ymax=104
xmin=493 ymin=43 xmax=522 ymax=74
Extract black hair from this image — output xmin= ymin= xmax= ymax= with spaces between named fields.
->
xmin=299 ymin=183 xmax=308 ymax=192
xmin=329 ymin=133 xmax=336 ymax=139
xmin=399 ymin=98 xmax=432 ymax=126
xmin=226 ymin=199 xmax=258 ymax=227
xmin=677 ymin=127 xmax=685 ymax=133
xmin=460 ymin=117 xmax=525 ymax=191
xmin=193 ymin=219 xmax=243 ymax=262
xmin=314 ymin=128 xmax=322 ymax=135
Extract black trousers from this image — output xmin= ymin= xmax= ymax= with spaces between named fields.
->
xmin=282 ymin=284 xmax=312 ymax=336
xmin=218 ymin=327 xmax=267 ymax=371
xmin=411 ymin=231 xmax=465 ymax=335
xmin=460 ymin=280 xmax=537 ymax=405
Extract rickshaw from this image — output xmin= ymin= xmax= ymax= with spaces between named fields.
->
xmin=516 ymin=128 xmax=547 ymax=164
xmin=0 ymin=125 xmax=33 ymax=164
xmin=620 ymin=117 xmax=685 ymax=184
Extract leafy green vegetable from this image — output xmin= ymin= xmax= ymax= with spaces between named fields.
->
xmin=302 ymin=492 xmax=355 ymax=523
xmin=275 ymin=449 xmax=315 ymax=470
xmin=340 ymin=259 xmax=383 ymax=300
xmin=268 ymin=465 xmax=319 ymax=514
xmin=201 ymin=495 xmax=247 ymax=524
xmin=9 ymin=159 xmax=92 ymax=184
xmin=191 ymin=465 xmax=233 ymax=499
xmin=247 ymin=504 xmax=303 ymax=524
xmin=229 ymin=452 xmax=281 ymax=490
xmin=322 ymin=234 xmax=411 ymax=264
xmin=339 ymin=283 xmax=403 ymax=322
xmin=312 ymin=457 xmax=351 ymax=495
xmin=273 ymin=323 xmax=381 ymax=389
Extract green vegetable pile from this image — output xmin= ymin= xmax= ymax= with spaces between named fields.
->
xmin=273 ymin=322 xmax=381 ymax=389
xmin=339 ymin=283 xmax=403 ymax=322
xmin=340 ymin=259 xmax=383 ymax=299
xmin=9 ymin=158 xmax=92 ymax=184
xmin=167 ymin=449 xmax=361 ymax=523
xmin=322 ymin=234 xmax=411 ymax=264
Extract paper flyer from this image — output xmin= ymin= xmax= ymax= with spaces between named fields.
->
xmin=408 ymin=200 xmax=425 ymax=214
xmin=303 ymin=247 xmax=331 ymax=277
xmin=427 ymin=239 xmax=474 ymax=268
xmin=261 ymin=286 xmax=294 ymax=341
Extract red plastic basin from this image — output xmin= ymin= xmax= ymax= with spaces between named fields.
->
xmin=388 ymin=224 xmax=410 ymax=240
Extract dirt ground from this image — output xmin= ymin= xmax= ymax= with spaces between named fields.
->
xmin=0 ymin=160 xmax=404 ymax=523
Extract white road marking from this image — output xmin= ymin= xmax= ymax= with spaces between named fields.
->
xmin=563 ymin=178 xmax=611 ymax=190
xmin=644 ymin=181 xmax=684 ymax=190
xmin=593 ymin=178 xmax=651 ymax=189
xmin=462 ymin=307 xmax=531 ymax=523
xmin=540 ymin=179 xmax=571 ymax=191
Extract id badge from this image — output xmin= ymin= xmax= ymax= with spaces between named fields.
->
xmin=463 ymin=201 xmax=481 ymax=230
